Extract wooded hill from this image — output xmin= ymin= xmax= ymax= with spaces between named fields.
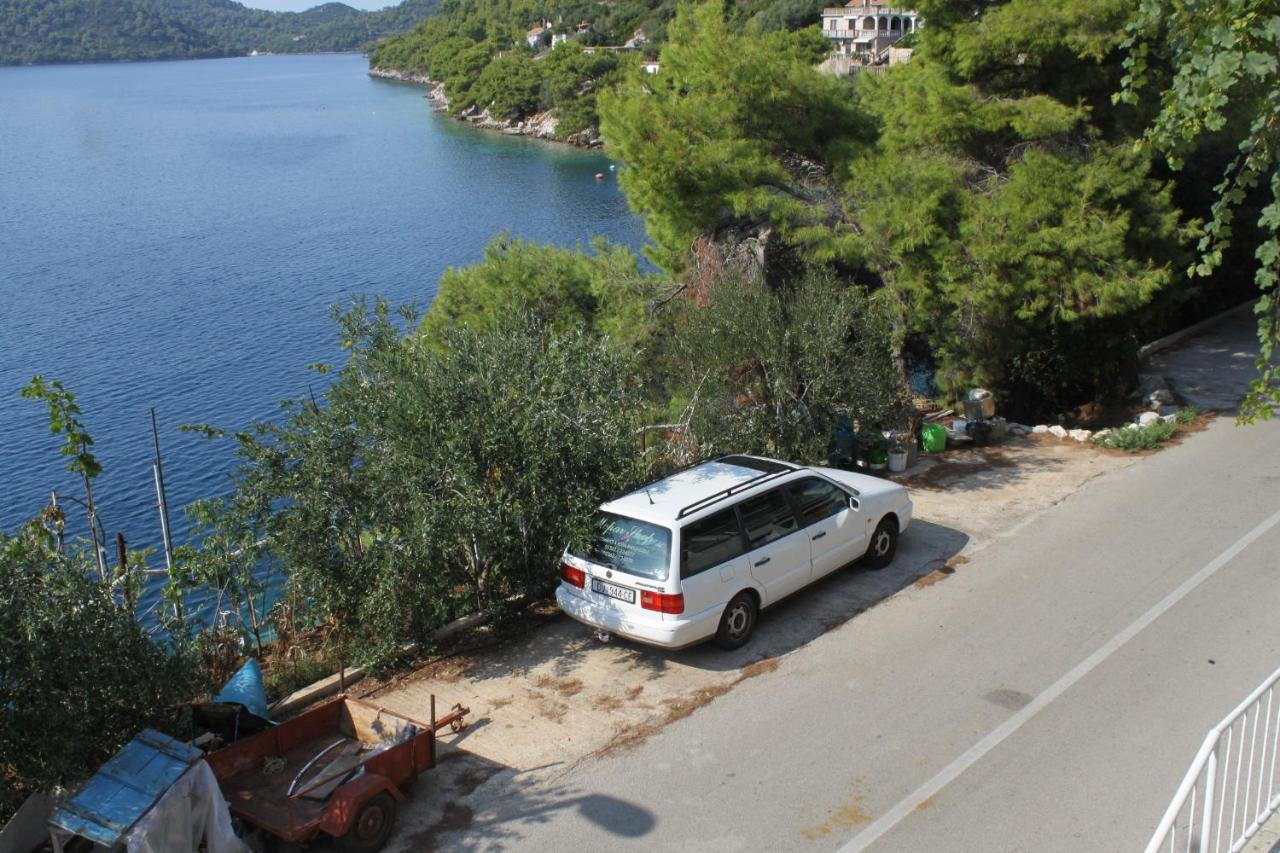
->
xmin=0 ymin=0 xmax=442 ymax=65
xmin=368 ymin=0 xmax=828 ymax=139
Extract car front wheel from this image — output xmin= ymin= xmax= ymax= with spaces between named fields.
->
xmin=862 ymin=518 xmax=898 ymax=570
xmin=715 ymin=592 xmax=758 ymax=650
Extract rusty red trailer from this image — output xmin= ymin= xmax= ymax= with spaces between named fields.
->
xmin=207 ymin=694 xmax=468 ymax=851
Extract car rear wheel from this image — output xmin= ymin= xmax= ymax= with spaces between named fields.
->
xmin=715 ymin=592 xmax=758 ymax=650
xmin=338 ymin=792 xmax=396 ymax=852
xmin=862 ymin=518 xmax=898 ymax=570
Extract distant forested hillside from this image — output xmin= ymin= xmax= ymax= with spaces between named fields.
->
xmin=368 ymin=0 xmax=825 ymax=140
xmin=0 ymin=0 xmax=442 ymax=65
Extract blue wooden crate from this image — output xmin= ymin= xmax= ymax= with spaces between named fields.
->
xmin=49 ymin=729 xmax=202 ymax=848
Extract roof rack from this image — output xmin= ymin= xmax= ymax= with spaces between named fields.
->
xmin=675 ymin=466 xmax=796 ymax=520
xmin=607 ymin=455 xmax=729 ymax=504
xmin=715 ymin=454 xmax=797 ymax=474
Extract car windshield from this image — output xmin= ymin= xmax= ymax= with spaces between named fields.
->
xmin=569 ymin=512 xmax=672 ymax=581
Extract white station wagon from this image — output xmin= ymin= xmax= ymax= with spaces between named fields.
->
xmin=556 ymin=454 xmax=912 ymax=650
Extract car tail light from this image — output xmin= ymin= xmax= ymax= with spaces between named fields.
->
xmin=560 ymin=563 xmax=586 ymax=588
xmin=640 ymin=590 xmax=684 ymax=614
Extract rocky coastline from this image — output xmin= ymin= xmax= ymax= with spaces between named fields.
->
xmin=368 ymin=66 xmax=602 ymax=148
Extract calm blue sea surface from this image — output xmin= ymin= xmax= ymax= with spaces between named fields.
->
xmin=0 ymin=54 xmax=646 ymax=608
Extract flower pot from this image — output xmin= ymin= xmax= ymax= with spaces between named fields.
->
xmin=888 ymin=449 xmax=908 ymax=473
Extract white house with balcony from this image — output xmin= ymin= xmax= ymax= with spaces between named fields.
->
xmin=821 ymin=0 xmax=920 ymax=65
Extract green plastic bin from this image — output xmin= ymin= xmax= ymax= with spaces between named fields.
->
xmin=921 ymin=423 xmax=947 ymax=453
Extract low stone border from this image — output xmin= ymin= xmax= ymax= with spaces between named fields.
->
xmin=1138 ymin=299 xmax=1257 ymax=363
xmin=269 ymin=605 xmax=520 ymax=718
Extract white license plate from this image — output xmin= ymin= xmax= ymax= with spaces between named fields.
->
xmin=591 ymin=577 xmax=636 ymax=604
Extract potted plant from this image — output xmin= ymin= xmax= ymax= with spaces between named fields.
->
xmin=888 ymin=442 xmax=909 ymax=473
xmin=861 ymin=431 xmax=890 ymax=472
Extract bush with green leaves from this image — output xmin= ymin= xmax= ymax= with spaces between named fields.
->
xmin=214 ymin=304 xmax=645 ymax=668
xmin=600 ymin=3 xmax=868 ymax=274
xmin=421 ymin=234 xmax=661 ymax=349
xmin=667 ymin=268 xmax=909 ymax=463
xmin=1120 ymin=0 xmax=1280 ymax=422
xmin=1094 ymin=419 xmax=1179 ymax=452
xmin=597 ymin=0 xmax=1193 ymax=416
xmin=0 ymin=520 xmax=200 ymax=823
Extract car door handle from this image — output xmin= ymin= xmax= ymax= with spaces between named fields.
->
xmin=811 ymin=531 xmax=827 ymax=540
xmin=754 ymin=557 xmax=771 ymax=566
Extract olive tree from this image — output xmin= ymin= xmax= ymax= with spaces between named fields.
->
xmin=218 ymin=303 xmax=644 ymax=667
xmin=668 ymin=269 xmax=909 ymax=463
xmin=0 ymin=520 xmax=198 ymax=823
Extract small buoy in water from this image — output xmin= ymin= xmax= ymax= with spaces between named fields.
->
xmin=609 ymin=164 xmax=616 ymax=171
xmin=595 ymin=172 xmax=604 ymax=180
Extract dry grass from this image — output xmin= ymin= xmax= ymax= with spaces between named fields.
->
xmin=592 ymin=657 xmax=781 ymax=759
xmin=593 ymin=694 xmax=624 ymax=712
xmin=533 ymin=675 xmax=585 ymax=698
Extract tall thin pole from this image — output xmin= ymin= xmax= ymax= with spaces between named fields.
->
xmin=150 ymin=408 xmax=177 ymax=579
xmin=152 ymin=465 xmax=173 ymax=573
xmin=82 ymin=473 xmax=105 ymax=582
xmin=150 ymin=409 xmax=181 ymax=622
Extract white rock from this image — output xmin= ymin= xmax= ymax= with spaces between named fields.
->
xmin=1049 ymin=425 xmax=1068 ymax=439
xmin=1094 ymin=429 xmax=1111 ymax=440
xmin=1137 ymin=411 xmax=1161 ymax=427
xmin=1032 ymin=425 xmax=1051 ymax=434
xmin=1147 ymin=388 xmax=1175 ymax=407
xmin=1068 ymin=429 xmax=1093 ymax=442
xmin=1160 ymin=414 xmax=1177 ymax=424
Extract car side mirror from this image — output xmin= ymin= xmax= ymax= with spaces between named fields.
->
xmin=848 ymin=496 xmax=860 ymax=511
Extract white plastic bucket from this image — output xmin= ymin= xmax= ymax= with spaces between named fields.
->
xmin=888 ymin=449 xmax=908 ymax=473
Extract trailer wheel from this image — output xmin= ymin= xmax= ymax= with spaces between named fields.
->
xmin=338 ymin=792 xmax=397 ymax=852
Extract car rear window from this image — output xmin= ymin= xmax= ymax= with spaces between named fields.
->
xmin=569 ymin=512 xmax=672 ymax=581
xmin=681 ymin=508 xmax=746 ymax=578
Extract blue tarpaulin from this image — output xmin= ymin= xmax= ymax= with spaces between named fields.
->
xmin=48 ymin=729 xmax=202 ymax=848
xmin=212 ymin=658 xmax=271 ymax=723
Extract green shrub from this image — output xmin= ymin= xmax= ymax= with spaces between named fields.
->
xmin=1175 ymin=406 xmax=1199 ymax=425
xmin=0 ymin=521 xmax=201 ymax=822
xmin=262 ymin=652 xmax=335 ymax=702
xmin=215 ymin=304 xmax=645 ymax=669
xmin=668 ymin=268 xmax=910 ymax=463
xmin=1094 ymin=420 xmax=1179 ymax=452
xmin=421 ymin=235 xmax=660 ymax=349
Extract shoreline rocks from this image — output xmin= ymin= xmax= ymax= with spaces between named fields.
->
xmin=368 ymin=66 xmax=602 ymax=148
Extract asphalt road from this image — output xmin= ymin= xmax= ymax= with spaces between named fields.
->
xmin=446 ymin=407 xmax=1280 ymax=851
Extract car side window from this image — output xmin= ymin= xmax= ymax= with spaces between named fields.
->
xmin=681 ymin=508 xmax=746 ymax=578
xmin=787 ymin=477 xmax=849 ymax=526
xmin=737 ymin=489 xmax=799 ymax=549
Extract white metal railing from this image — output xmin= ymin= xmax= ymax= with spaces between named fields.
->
xmin=1148 ymin=665 xmax=1280 ymax=853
